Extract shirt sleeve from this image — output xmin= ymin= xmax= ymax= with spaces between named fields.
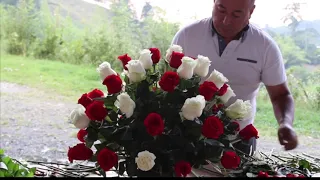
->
xmin=261 ymin=41 xmax=287 ymax=86
xmin=171 ymin=28 xmax=186 ymax=49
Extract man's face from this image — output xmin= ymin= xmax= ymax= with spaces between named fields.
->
xmin=212 ymin=0 xmax=255 ymax=39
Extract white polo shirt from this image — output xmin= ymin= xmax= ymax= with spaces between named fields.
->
xmin=171 ymin=17 xmax=287 ymax=130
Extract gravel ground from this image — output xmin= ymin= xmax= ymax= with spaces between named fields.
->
xmin=0 ymin=82 xmax=319 ymax=164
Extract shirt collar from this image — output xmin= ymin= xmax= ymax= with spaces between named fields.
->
xmin=210 ymin=18 xmax=249 ymax=43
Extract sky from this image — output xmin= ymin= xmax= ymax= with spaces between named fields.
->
xmin=130 ymin=0 xmax=320 ymax=28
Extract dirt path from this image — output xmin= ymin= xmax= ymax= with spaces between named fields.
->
xmin=0 ymin=82 xmax=319 ymax=164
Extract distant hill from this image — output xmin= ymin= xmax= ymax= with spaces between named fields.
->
xmin=263 ymin=20 xmax=320 ymax=35
xmin=0 ymin=0 xmax=112 ymax=28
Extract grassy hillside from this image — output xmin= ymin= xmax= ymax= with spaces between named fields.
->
xmin=0 ymin=0 xmax=112 ymax=28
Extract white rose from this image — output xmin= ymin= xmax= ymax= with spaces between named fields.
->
xmin=125 ymin=60 xmax=146 ymax=83
xmin=219 ymin=86 xmax=236 ymax=103
xmin=181 ymin=95 xmax=206 ymax=120
xmin=206 ymin=69 xmax=229 ymax=89
xmin=177 ymin=56 xmax=197 ymax=80
xmin=165 ymin=44 xmax=183 ymax=61
xmin=70 ymin=104 xmax=90 ymax=129
xmin=194 ymin=55 xmax=211 ymax=77
xmin=114 ymin=92 xmax=136 ymax=118
xmin=97 ymin=61 xmax=117 ymax=81
xmin=135 ymin=150 xmax=156 ymax=171
xmin=139 ymin=49 xmax=153 ymax=70
xmin=225 ymin=99 xmax=252 ymax=120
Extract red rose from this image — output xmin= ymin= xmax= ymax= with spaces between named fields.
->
xmin=118 ymin=54 xmax=131 ymax=70
xmin=102 ymin=74 xmax=123 ymax=94
xmin=285 ymin=173 xmax=305 ymax=178
xmin=85 ymin=101 xmax=108 ymax=121
xmin=87 ymin=89 xmax=104 ymax=99
xmin=97 ymin=148 xmax=118 ymax=171
xmin=217 ymin=83 xmax=229 ymax=96
xmin=220 ymin=151 xmax=241 ymax=169
xmin=78 ymin=89 xmax=104 ymax=108
xmin=159 ymin=71 xmax=180 ymax=92
xmin=239 ymin=124 xmax=259 ymax=141
xmin=174 ymin=161 xmax=191 ymax=177
xmin=258 ymin=171 xmax=269 ymax=177
xmin=77 ymin=129 xmax=88 ymax=142
xmin=212 ymin=104 xmax=224 ymax=113
xmin=149 ymin=48 xmax=161 ymax=64
xmin=144 ymin=113 xmax=164 ymax=136
xmin=78 ymin=93 xmax=92 ymax=108
xmin=202 ymin=116 xmax=224 ymax=139
xmin=169 ymin=51 xmax=184 ymax=69
xmin=286 ymin=173 xmax=297 ymax=177
xmin=198 ymin=81 xmax=219 ymax=101
xmin=68 ymin=143 xmax=93 ymax=163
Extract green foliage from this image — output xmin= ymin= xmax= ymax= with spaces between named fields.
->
xmin=0 ymin=0 xmax=180 ymax=70
xmin=0 ymin=149 xmax=36 ymax=177
xmin=0 ymin=0 xmax=39 ymax=56
xmin=274 ymin=35 xmax=309 ymax=68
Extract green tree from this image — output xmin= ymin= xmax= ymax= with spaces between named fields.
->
xmin=140 ymin=6 xmax=180 ymax=59
xmin=274 ymin=35 xmax=309 ymax=68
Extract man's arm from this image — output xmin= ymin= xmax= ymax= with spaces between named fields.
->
xmin=265 ymin=82 xmax=295 ymax=126
xmin=261 ymin=39 xmax=298 ymax=151
xmin=266 ymin=83 xmax=298 ymax=150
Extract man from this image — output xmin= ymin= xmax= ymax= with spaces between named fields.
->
xmin=171 ymin=0 xmax=298 ymax=155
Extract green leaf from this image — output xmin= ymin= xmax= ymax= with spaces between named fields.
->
xmin=86 ymin=126 xmax=98 ymax=142
xmin=26 ymin=171 xmax=34 ymax=177
xmin=85 ymin=141 xmax=94 ymax=149
xmin=114 ymin=161 xmax=119 ymax=171
xmin=0 ymin=170 xmax=5 ymax=177
xmin=99 ymin=169 xmax=106 ymax=177
xmin=126 ymin=158 xmax=137 ymax=177
xmin=15 ymin=169 xmax=28 ymax=177
xmin=179 ymin=78 xmax=194 ymax=90
xmin=89 ymin=154 xmax=97 ymax=162
xmin=94 ymin=143 xmax=106 ymax=152
xmin=124 ymin=75 xmax=130 ymax=86
xmin=6 ymin=161 xmax=14 ymax=172
xmin=299 ymin=159 xmax=311 ymax=170
xmin=204 ymin=139 xmax=225 ymax=147
xmin=0 ymin=149 xmax=4 ymax=156
xmin=12 ymin=163 xmax=19 ymax=174
xmin=2 ymin=157 xmax=11 ymax=165
xmin=93 ymin=95 xmax=117 ymax=108
xmin=106 ymin=143 xmax=120 ymax=152
xmin=108 ymin=110 xmax=119 ymax=122
xmin=119 ymin=161 xmax=126 ymax=176
xmin=182 ymin=120 xmax=202 ymax=142
xmin=99 ymin=127 xmax=114 ymax=140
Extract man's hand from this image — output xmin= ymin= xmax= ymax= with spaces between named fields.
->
xmin=278 ymin=123 xmax=298 ymax=151
xmin=266 ymin=83 xmax=297 ymax=150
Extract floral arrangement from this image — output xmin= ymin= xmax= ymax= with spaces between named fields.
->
xmin=67 ymin=45 xmax=261 ymax=177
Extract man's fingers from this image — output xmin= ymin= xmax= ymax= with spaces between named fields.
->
xmin=278 ymin=130 xmax=287 ymax=145
xmin=284 ymin=141 xmax=297 ymax=150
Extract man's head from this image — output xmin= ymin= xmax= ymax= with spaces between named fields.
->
xmin=212 ymin=0 xmax=255 ymax=40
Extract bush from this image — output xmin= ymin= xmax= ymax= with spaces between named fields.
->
xmin=0 ymin=149 xmax=36 ymax=177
